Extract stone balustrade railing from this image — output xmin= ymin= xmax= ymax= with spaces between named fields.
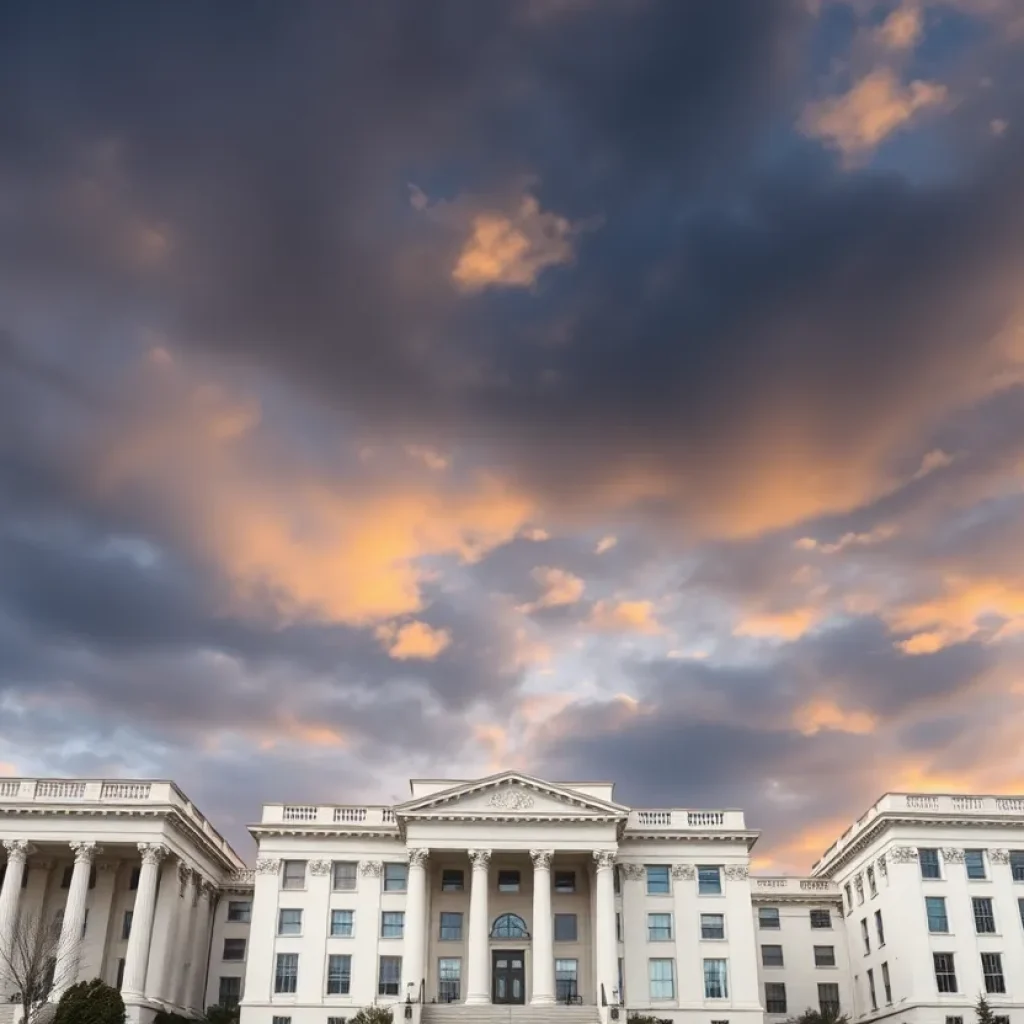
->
xmin=263 ymin=804 xmax=399 ymax=827
xmin=628 ymin=808 xmax=746 ymax=830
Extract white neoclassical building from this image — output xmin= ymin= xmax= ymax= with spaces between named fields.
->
xmin=4 ymin=774 xmax=1024 ymax=1024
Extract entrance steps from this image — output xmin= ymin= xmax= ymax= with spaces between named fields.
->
xmin=422 ymin=1005 xmax=600 ymax=1024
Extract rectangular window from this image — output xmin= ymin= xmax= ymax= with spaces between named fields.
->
xmin=881 ymin=962 xmax=892 ymax=1004
xmin=384 ymin=863 xmax=408 ymax=891
xmin=698 ymin=865 xmax=723 ymax=895
xmin=649 ymin=959 xmax=675 ymax=1000
xmin=281 ymin=860 xmax=306 ymax=890
xmin=327 ymin=954 xmax=351 ymax=995
xmin=818 ymin=983 xmax=840 ymax=1015
xmin=973 ymin=897 xmax=996 ymax=934
xmin=810 ymin=909 xmax=831 ymax=929
xmin=554 ymin=870 xmax=576 ymax=893
xmin=860 ymin=917 xmax=870 ymax=954
xmin=1010 ymin=851 xmax=1024 ymax=882
xmin=272 ymin=1017 xmax=291 ymax=1024
xmin=814 ymin=946 xmax=836 ymax=968
xmin=701 ymin=913 xmax=725 ymax=940
xmin=758 ymin=907 xmax=780 ymax=929
xmin=441 ymin=869 xmax=464 ymax=892
xmin=867 ymin=969 xmax=877 ymax=1011
xmin=278 ymin=909 xmax=302 ymax=936
xmin=765 ymin=982 xmax=787 ymax=1014
xmin=875 ymin=909 xmax=885 ymax=946
xmin=616 ymin=912 xmax=622 ymax=942
xmin=867 ymin=865 xmax=877 ymax=897
xmin=926 ymin=896 xmax=949 ymax=933
xmin=647 ymin=913 xmax=672 ymax=941
xmin=121 ymin=910 xmax=133 ymax=941
xmin=645 ymin=865 xmax=670 ymax=895
xmin=556 ymin=959 xmax=579 ymax=1003
xmin=704 ymin=959 xmax=728 ymax=999
xmin=378 ymin=956 xmax=402 ymax=997
xmin=223 ymin=938 xmax=246 ymax=961
xmin=438 ymin=957 xmax=461 ymax=1003
xmin=497 ymin=869 xmax=520 ymax=892
xmin=947 ymin=1018 xmax=964 ymax=1024
xmin=332 ymin=861 xmax=357 ymax=891
xmin=982 ymin=952 xmax=1005 ymax=995
xmin=218 ymin=976 xmax=241 ymax=1008
xmin=381 ymin=911 xmax=405 ymax=939
xmin=554 ymin=913 xmax=578 ymax=942
xmin=919 ymin=848 xmax=941 ymax=879
xmin=965 ymin=849 xmax=986 ymax=879
xmin=1019 ymin=897 xmax=1024 ymax=929
xmin=116 ymin=959 xmax=125 ymax=990
xmin=856 ymin=874 xmax=865 ymax=904
xmin=844 ymin=883 xmax=852 ymax=914
xmin=274 ymin=953 xmax=298 ymax=994
xmin=227 ymin=900 xmax=252 ymax=923
xmin=330 ymin=909 xmax=354 ymax=937
xmin=934 ymin=952 xmax=958 ymax=993
xmin=439 ymin=912 xmax=463 ymax=941
xmin=761 ymin=945 xmax=784 ymax=968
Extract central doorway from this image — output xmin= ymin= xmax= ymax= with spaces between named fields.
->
xmin=492 ymin=949 xmax=526 ymax=1004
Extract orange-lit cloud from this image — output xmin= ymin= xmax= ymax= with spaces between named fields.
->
xmin=793 ymin=699 xmax=878 ymax=736
xmin=376 ymin=620 xmax=452 ymax=661
xmin=734 ymin=607 xmax=823 ymax=641
xmin=93 ymin=354 xmax=538 ymax=627
xmin=877 ymin=2 xmax=924 ymax=49
xmin=800 ymin=69 xmax=948 ymax=159
xmin=519 ymin=566 xmax=586 ymax=612
xmin=448 ymin=193 xmax=577 ymax=292
xmin=588 ymin=599 xmax=662 ymax=634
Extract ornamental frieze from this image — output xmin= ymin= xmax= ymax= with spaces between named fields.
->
xmin=989 ymin=849 xmax=1010 ymax=864
xmin=255 ymin=858 xmax=281 ymax=874
xmin=360 ymin=860 xmax=383 ymax=877
xmin=671 ymin=864 xmax=695 ymax=880
xmin=489 ymin=788 xmax=535 ymax=810
xmin=887 ymin=846 xmax=918 ymax=864
xmin=942 ymin=848 xmax=966 ymax=864
xmin=620 ymin=863 xmax=646 ymax=881
xmin=308 ymin=860 xmax=333 ymax=875
xmin=724 ymin=865 xmax=749 ymax=881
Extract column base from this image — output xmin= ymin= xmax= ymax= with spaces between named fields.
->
xmin=464 ymin=995 xmax=492 ymax=1006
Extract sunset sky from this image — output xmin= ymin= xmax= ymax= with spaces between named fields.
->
xmin=3 ymin=0 xmax=1024 ymax=870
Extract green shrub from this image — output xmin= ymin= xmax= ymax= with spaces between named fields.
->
xmin=204 ymin=1007 xmax=240 ymax=1024
xmin=54 ymin=979 xmax=126 ymax=1024
xmin=350 ymin=1007 xmax=395 ymax=1024
xmin=152 ymin=1012 xmax=193 ymax=1024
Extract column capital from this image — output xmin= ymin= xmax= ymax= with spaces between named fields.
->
xmin=177 ymin=861 xmax=193 ymax=896
xmin=2 ymin=840 xmax=34 ymax=863
xmin=468 ymin=849 xmax=492 ymax=870
xmin=70 ymin=841 xmax=101 ymax=865
xmin=593 ymin=850 xmax=616 ymax=870
xmin=138 ymin=843 xmax=169 ymax=866
xmin=407 ymin=848 xmax=430 ymax=869
xmin=530 ymin=849 xmax=554 ymax=870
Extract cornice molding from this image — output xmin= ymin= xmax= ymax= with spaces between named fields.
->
xmin=816 ymin=814 xmax=1024 ymax=876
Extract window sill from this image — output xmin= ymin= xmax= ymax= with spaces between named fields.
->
xmin=380 ymin=936 xmax=404 ymax=941
xmin=329 ymin=934 xmax=355 ymax=940
xmin=277 ymin=934 xmax=303 ymax=939
xmin=280 ymin=886 xmax=307 ymax=893
xmin=700 ymin=937 xmax=727 ymax=942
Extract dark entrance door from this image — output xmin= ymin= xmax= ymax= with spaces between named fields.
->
xmin=492 ymin=949 xmax=526 ymax=1004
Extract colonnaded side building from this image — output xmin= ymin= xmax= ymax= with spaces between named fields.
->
xmin=2 ymin=774 xmax=1024 ymax=1024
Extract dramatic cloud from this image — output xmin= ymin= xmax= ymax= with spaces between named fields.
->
xmin=2 ymin=0 xmax=1024 ymax=865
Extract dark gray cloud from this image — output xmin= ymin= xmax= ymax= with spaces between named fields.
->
xmin=1 ymin=0 xmax=1024 ymax=868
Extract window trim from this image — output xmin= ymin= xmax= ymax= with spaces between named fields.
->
xmin=697 ymin=865 xmax=723 ymax=896
xmin=700 ymin=913 xmax=726 ymax=941
xmin=648 ymin=957 xmax=676 ymax=1001
xmin=383 ymin=862 xmax=409 ymax=893
xmin=439 ymin=911 xmax=463 ymax=942
xmin=277 ymin=908 xmax=303 ymax=937
xmin=758 ymin=907 xmax=781 ymax=930
xmin=274 ymin=952 xmax=299 ymax=995
xmin=378 ymin=954 xmax=403 ymax=998
xmin=647 ymin=912 xmax=673 ymax=942
xmin=813 ymin=945 xmax=836 ymax=968
xmin=222 ymin=937 xmax=247 ymax=962
xmin=280 ymin=860 xmax=307 ymax=891
xmin=326 ymin=953 xmax=352 ymax=996
xmin=554 ymin=913 xmax=579 ymax=943
xmin=330 ymin=908 xmax=355 ymax=938
xmin=381 ymin=910 xmax=405 ymax=939
xmin=761 ymin=944 xmax=784 ymax=968
xmin=703 ymin=957 xmax=729 ymax=999
xmin=765 ymin=981 xmax=788 ymax=1015
xmin=332 ymin=861 xmax=358 ymax=892
xmin=645 ymin=865 xmax=671 ymax=896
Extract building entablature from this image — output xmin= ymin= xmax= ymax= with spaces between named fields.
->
xmin=812 ymin=791 xmax=1024 ymax=876
xmin=750 ymin=875 xmax=842 ymax=904
xmin=0 ymin=777 xmax=245 ymax=877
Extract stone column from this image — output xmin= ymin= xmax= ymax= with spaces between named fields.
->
xmin=593 ymin=851 xmax=618 ymax=1008
xmin=164 ymin=863 xmax=195 ymax=1009
xmin=187 ymin=882 xmax=218 ymax=1012
xmin=530 ymin=850 xmax=555 ymax=1005
xmin=402 ymin=849 xmax=429 ymax=999
xmin=0 ymin=841 xmax=33 ymax=990
xmin=52 ymin=841 xmax=101 ymax=998
xmin=464 ymin=849 xmax=492 ymax=1005
xmin=121 ymin=844 xmax=168 ymax=1002
xmin=175 ymin=870 xmax=201 ymax=1008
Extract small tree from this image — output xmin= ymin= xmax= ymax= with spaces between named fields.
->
xmin=53 ymin=979 xmax=125 ymax=1024
xmin=351 ymin=1008 xmax=394 ymax=1024
xmin=976 ymin=995 xmax=997 ymax=1024
xmin=204 ymin=1007 xmax=240 ymax=1024
xmin=0 ymin=911 xmax=65 ymax=1024
xmin=787 ymin=1009 xmax=851 ymax=1024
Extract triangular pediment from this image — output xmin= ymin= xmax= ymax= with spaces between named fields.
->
xmin=396 ymin=771 xmax=628 ymax=818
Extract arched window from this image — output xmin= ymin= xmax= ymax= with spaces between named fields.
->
xmin=491 ymin=913 xmax=530 ymax=939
